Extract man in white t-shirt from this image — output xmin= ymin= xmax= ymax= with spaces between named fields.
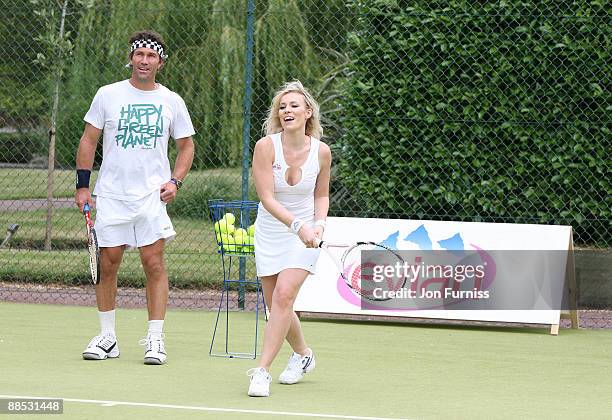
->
xmin=74 ymin=30 xmax=195 ymax=365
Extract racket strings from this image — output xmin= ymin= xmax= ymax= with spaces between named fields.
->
xmin=340 ymin=243 xmax=407 ymax=301
xmin=87 ymin=228 xmax=100 ymax=284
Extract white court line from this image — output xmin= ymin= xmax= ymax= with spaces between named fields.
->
xmin=0 ymin=395 xmax=411 ymax=420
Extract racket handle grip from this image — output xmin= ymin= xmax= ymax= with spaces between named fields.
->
xmin=83 ymin=203 xmax=90 ymax=213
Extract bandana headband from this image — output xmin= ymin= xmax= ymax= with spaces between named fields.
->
xmin=130 ymin=39 xmax=168 ymax=60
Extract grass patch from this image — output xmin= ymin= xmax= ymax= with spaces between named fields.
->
xmin=1 ymin=303 xmax=612 ymax=420
xmin=0 ymin=168 xmax=95 ymax=200
xmin=0 ymin=249 xmax=257 ymax=289
xmin=0 ymin=208 xmax=257 ymax=288
xmin=0 ymin=167 xmax=254 ymax=206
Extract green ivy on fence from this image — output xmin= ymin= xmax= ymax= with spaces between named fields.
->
xmin=335 ymin=0 xmax=610 ymax=246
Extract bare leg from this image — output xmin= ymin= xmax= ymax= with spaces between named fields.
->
xmin=139 ymin=239 xmax=168 ymax=320
xmin=285 ymin=310 xmax=309 ymax=355
xmin=261 ymin=275 xmax=309 ymax=356
xmin=259 ymin=268 xmax=310 ymax=370
xmin=96 ymin=246 xmax=124 ymax=311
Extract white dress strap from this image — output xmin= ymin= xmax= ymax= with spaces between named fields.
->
xmin=271 ymin=133 xmax=284 ymax=166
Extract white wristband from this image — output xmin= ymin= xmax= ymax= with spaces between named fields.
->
xmin=290 ymin=218 xmax=305 ymax=234
xmin=314 ymin=219 xmax=327 ymax=229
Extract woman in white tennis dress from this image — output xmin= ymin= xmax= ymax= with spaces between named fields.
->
xmin=254 ymin=132 xmax=321 ymax=274
xmin=247 ymin=81 xmax=332 ymax=397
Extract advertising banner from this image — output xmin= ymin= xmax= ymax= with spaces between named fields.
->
xmin=295 ymin=217 xmax=573 ymax=326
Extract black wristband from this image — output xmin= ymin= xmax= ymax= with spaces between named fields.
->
xmin=76 ymin=169 xmax=91 ymax=189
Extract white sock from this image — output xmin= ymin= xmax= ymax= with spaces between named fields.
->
xmin=148 ymin=320 xmax=164 ymax=338
xmin=98 ymin=310 xmax=116 ymax=336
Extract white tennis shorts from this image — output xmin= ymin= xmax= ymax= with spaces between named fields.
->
xmin=94 ymin=191 xmax=176 ymax=249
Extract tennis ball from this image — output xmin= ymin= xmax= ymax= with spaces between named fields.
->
xmin=239 ymin=235 xmax=254 ymax=254
xmin=220 ymin=232 xmax=236 ymax=253
xmin=215 ymin=219 xmax=235 ymax=235
xmin=217 ymin=233 xmax=232 ymax=252
xmin=219 ymin=233 xmax=233 ymax=245
xmin=214 ymin=224 xmax=229 ymax=242
xmin=223 ymin=213 xmax=236 ymax=225
xmin=234 ymin=228 xmax=248 ymax=244
xmin=235 ymin=233 xmax=254 ymax=254
xmin=247 ymin=224 xmax=255 ymax=236
xmin=214 ymin=220 xmax=224 ymax=234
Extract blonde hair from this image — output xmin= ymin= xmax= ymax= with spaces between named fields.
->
xmin=263 ymin=80 xmax=323 ymax=139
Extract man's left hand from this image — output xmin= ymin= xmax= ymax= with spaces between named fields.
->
xmin=160 ymin=181 xmax=178 ymax=203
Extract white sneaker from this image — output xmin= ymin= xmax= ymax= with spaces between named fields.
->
xmin=247 ymin=367 xmax=271 ymax=397
xmin=82 ymin=334 xmax=120 ymax=360
xmin=278 ymin=348 xmax=315 ymax=384
xmin=139 ymin=334 xmax=166 ymax=365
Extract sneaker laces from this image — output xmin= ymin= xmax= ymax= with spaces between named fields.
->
xmin=286 ymin=352 xmax=303 ymax=371
xmin=139 ymin=333 xmax=166 ymax=353
xmin=247 ymin=367 xmax=270 ymax=384
xmin=88 ymin=334 xmax=115 ymax=350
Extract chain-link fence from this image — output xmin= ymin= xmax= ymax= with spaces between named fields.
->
xmin=1 ymin=1 xmax=610 ymax=325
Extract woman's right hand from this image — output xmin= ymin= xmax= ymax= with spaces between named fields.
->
xmin=298 ymin=224 xmax=319 ymax=248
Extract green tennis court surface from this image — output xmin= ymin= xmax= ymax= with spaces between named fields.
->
xmin=1 ymin=302 xmax=610 ymax=419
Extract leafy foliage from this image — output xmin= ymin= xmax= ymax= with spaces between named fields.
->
xmin=168 ymin=171 xmax=257 ymax=219
xmin=335 ymin=0 xmax=610 ymax=245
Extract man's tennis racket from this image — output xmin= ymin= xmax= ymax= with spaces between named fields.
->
xmin=317 ymin=240 xmax=406 ymax=301
xmin=83 ymin=203 xmax=100 ymax=285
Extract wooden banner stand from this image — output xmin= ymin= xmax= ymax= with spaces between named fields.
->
xmin=553 ymin=232 xmax=579 ymax=335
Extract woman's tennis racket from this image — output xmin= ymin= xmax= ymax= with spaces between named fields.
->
xmin=83 ymin=203 xmax=100 ymax=285
xmin=317 ymin=240 xmax=406 ymax=301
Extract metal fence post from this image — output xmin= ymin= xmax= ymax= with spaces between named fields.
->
xmin=239 ymin=0 xmax=256 ymax=309
xmin=44 ymin=0 xmax=69 ymax=251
